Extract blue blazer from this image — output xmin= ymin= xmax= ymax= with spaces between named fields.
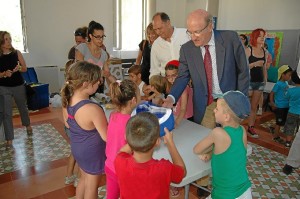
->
xmin=170 ymin=30 xmax=250 ymax=124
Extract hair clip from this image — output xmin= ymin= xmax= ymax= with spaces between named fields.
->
xmin=116 ymin=80 xmax=122 ymax=86
xmin=66 ymin=81 xmax=69 ymax=85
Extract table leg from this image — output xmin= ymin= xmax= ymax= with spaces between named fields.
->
xmin=184 ymin=184 xmax=190 ymax=199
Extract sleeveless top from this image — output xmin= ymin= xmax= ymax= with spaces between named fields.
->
xmin=139 ymin=40 xmax=151 ymax=85
xmin=249 ymin=46 xmax=265 ymax=83
xmin=67 ymin=100 xmax=106 ymax=175
xmin=211 ymin=126 xmax=251 ymax=199
xmin=0 ymin=51 xmax=24 ymax=87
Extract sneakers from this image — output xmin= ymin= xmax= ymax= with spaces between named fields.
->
xmin=273 ymin=136 xmax=285 ymax=144
xmin=269 ymin=126 xmax=275 ymax=134
xmin=256 ymin=108 xmax=263 ymax=116
xmin=248 ymin=126 xmax=259 ymax=138
xmin=64 ymin=175 xmax=76 ymax=185
xmin=282 ymin=164 xmax=293 ymax=175
xmin=285 ymin=141 xmax=291 ymax=148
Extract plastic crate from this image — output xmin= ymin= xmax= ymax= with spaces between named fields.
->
xmin=21 ymin=68 xmax=49 ymax=110
xmin=27 ymin=84 xmax=49 ymax=110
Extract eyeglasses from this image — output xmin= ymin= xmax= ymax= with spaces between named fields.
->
xmin=166 ymin=74 xmax=178 ymax=79
xmin=186 ymin=22 xmax=210 ymax=37
xmin=92 ymin=34 xmax=106 ymax=40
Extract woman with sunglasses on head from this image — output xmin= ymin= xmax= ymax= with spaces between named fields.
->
xmin=68 ymin=26 xmax=88 ymax=61
xmin=75 ymin=21 xmax=114 ymax=93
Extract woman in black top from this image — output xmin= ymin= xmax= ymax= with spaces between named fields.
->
xmin=136 ymin=23 xmax=159 ymax=85
xmin=245 ymin=28 xmax=267 ymax=139
xmin=0 ymin=31 xmax=32 ymax=147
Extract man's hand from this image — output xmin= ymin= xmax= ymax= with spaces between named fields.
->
xmin=162 ymin=96 xmax=174 ymax=108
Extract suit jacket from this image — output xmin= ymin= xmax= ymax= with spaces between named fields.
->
xmin=170 ymin=30 xmax=249 ymax=124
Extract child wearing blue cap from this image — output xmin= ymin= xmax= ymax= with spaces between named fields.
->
xmin=193 ymin=90 xmax=252 ymax=199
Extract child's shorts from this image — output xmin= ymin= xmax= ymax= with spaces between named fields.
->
xmin=275 ymin=108 xmax=289 ymax=126
xmin=284 ymin=113 xmax=300 ymax=136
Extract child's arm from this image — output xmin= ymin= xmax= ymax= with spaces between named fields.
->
xmin=62 ymin=107 xmax=69 ymax=128
xmin=163 ymin=128 xmax=186 ymax=176
xmin=119 ymin=143 xmax=133 ymax=154
xmin=175 ymin=88 xmax=188 ymax=128
xmin=89 ymin=105 xmax=108 ymax=141
xmin=193 ymin=129 xmax=216 ymax=155
xmin=269 ymin=91 xmax=276 ymax=109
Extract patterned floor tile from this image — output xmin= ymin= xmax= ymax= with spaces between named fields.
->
xmin=248 ymin=143 xmax=300 ymax=198
xmin=0 ymin=123 xmax=70 ymax=175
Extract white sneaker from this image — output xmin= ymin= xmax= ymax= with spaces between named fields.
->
xmin=256 ymin=108 xmax=263 ymax=116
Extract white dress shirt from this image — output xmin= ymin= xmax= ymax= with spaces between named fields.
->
xmin=150 ymin=27 xmax=189 ymax=77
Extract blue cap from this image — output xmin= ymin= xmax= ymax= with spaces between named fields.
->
xmin=132 ymin=102 xmax=174 ymax=137
xmin=221 ymin=91 xmax=250 ymax=119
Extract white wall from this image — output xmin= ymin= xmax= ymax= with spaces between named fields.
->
xmin=156 ymin=0 xmax=207 ymax=28
xmin=23 ymin=0 xmax=113 ymax=68
xmin=21 ymin=0 xmax=300 ymax=92
xmin=218 ymin=0 xmax=300 ymax=30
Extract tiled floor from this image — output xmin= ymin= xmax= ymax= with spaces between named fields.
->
xmin=0 ymin=107 xmax=298 ymax=198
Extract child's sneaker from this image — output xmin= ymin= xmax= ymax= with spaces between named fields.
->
xmin=285 ymin=141 xmax=291 ymax=148
xmin=64 ymin=175 xmax=76 ymax=185
xmin=256 ymin=108 xmax=263 ymax=116
xmin=282 ymin=164 xmax=294 ymax=175
xmin=273 ymin=136 xmax=284 ymax=144
xmin=248 ymin=126 xmax=259 ymax=138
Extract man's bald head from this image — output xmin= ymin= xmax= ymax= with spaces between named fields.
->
xmin=186 ymin=9 xmax=213 ymax=47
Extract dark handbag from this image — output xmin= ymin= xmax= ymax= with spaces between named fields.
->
xmin=25 ymin=84 xmax=35 ymax=97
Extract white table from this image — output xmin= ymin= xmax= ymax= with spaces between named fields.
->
xmin=102 ymin=106 xmax=252 ymax=199
xmin=153 ymin=119 xmax=211 ymax=199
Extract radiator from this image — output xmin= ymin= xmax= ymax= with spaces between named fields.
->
xmin=34 ymin=66 xmax=60 ymax=93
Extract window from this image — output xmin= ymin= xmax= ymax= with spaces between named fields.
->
xmin=0 ymin=0 xmax=27 ymax=52
xmin=114 ymin=0 xmax=147 ymax=50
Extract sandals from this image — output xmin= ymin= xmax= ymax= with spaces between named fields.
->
xmin=170 ymin=186 xmax=180 ymax=198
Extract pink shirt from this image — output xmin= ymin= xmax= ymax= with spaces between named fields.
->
xmin=105 ymin=112 xmax=131 ymax=173
xmin=173 ymin=86 xmax=193 ymax=119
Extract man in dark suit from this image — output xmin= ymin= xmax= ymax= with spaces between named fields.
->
xmin=163 ymin=9 xmax=249 ymax=197
xmin=163 ymin=9 xmax=249 ymax=126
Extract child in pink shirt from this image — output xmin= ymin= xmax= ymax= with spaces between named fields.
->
xmin=105 ymin=79 xmax=140 ymax=199
xmin=165 ymin=60 xmax=194 ymax=128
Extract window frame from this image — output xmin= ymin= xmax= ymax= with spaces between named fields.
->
xmin=113 ymin=0 xmax=148 ymax=51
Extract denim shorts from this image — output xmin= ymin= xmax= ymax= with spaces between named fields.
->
xmin=249 ymin=82 xmax=265 ymax=91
